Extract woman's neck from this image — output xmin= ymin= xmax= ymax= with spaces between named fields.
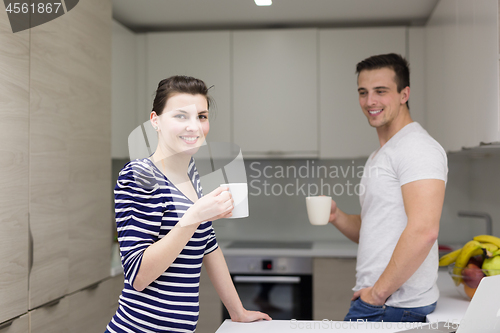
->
xmin=151 ymin=146 xmax=191 ymax=177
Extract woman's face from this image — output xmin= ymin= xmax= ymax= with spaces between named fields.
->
xmin=151 ymin=93 xmax=210 ymax=156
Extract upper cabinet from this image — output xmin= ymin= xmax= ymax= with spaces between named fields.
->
xmin=425 ymin=0 xmax=500 ymax=152
xmin=146 ymin=31 xmax=232 ymax=145
xmin=232 ymin=29 xmax=318 ymax=158
xmin=319 ymin=27 xmax=407 ymax=159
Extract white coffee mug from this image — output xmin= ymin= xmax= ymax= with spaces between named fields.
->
xmin=220 ymin=183 xmax=249 ymax=218
xmin=305 ymin=196 xmax=332 ymax=225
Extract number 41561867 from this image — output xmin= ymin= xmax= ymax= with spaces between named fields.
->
xmin=5 ymin=2 xmax=62 ymax=14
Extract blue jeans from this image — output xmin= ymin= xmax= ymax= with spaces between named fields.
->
xmin=344 ymin=298 xmax=436 ymax=322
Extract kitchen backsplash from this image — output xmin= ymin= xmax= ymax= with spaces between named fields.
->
xmin=111 ymin=152 xmax=500 ymax=245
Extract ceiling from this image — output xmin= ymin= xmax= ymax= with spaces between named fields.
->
xmin=113 ymin=0 xmax=440 ymax=32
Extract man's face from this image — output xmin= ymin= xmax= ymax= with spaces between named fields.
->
xmin=357 ymin=67 xmax=409 ymax=130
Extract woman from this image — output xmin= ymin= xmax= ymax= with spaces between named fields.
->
xmin=106 ymin=76 xmax=271 ymax=332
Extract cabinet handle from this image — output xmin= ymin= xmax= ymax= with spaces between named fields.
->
xmin=44 ymin=299 xmax=60 ymax=308
xmin=266 ymin=150 xmax=285 ymax=156
xmin=0 ymin=317 xmax=16 ymax=330
xmin=28 ymin=217 xmax=34 ymax=276
xmin=84 ymin=282 xmax=100 ymax=291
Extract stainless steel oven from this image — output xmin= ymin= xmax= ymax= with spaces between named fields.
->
xmin=222 ymin=242 xmax=313 ymax=321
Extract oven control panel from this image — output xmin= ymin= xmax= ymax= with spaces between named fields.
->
xmin=225 ymin=256 xmax=312 ymax=274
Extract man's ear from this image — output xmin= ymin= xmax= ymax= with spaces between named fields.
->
xmin=401 ymin=86 xmax=410 ymax=105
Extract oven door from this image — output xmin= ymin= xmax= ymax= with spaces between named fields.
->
xmin=222 ymin=274 xmax=312 ymax=321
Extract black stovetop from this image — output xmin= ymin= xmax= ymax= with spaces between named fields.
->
xmin=226 ymin=241 xmax=313 ymax=250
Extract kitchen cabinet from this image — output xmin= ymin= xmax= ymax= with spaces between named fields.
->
xmin=105 ymin=274 xmax=124 ymax=320
xmin=319 ymin=27 xmax=407 ymax=159
xmin=198 ymin=266 xmax=222 ymax=333
xmin=0 ymin=8 xmax=29 ymax=325
xmin=0 ymin=315 xmax=28 ymax=333
xmin=29 ymin=298 xmax=69 ymax=333
xmin=313 ymin=258 xmax=356 ymax=321
xmin=146 ymin=31 xmax=232 ymax=144
xmin=232 ymin=29 xmax=318 ymax=158
xmin=0 ymin=0 xmax=113 ymax=325
xmin=67 ymin=281 xmax=111 ymax=333
xmin=425 ymin=0 xmax=500 ymax=152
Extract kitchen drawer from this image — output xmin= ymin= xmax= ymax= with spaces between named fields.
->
xmin=313 ymin=258 xmax=356 ymax=321
xmin=0 ymin=315 xmax=29 ymax=333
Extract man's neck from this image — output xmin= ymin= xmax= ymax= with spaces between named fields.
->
xmin=376 ymin=107 xmax=413 ymax=147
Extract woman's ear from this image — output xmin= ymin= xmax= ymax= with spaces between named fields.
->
xmin=150 ymin=111 xmax=159 ymax=131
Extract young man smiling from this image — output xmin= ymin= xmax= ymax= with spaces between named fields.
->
xmin=328 ymin=53 xmax=448 ymax=322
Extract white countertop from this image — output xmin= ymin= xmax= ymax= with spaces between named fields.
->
xmin=219 ymin=240 xmax=358 ymax=258
xmin=216 ymin=271 xmax=471 ymax=333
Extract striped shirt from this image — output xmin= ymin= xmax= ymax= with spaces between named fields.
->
xmin=107 ymin=158 xmax=218 ymax=333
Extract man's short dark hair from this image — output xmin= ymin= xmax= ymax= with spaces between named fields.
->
xmin=356 ymin=53 xmax=410 ymax=109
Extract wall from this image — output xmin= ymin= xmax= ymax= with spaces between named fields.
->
xmin=111 ymin=19 xmax=500 ymax=246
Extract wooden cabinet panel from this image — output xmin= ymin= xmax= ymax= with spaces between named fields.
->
xmin=232 ymin=29 xmax=318 ymax=157
xmin=103 ymin=275 xmax=124 ymax=320
xmin=319 ymin=27 xmax=406 ymax=159
xmin=66 ymin=0 xmax=112 ymax=294
xmin=29 ymin=298 xmax=69 ymax=333
xmin=67 ymin=282 xmax=110 ymax=333
xmin=0 ymin=7 xmax=29 ymax=324
xmin=197 ymin=266 xmax=222 ymax=333
xmin=29 ymin=13 xmax=71 ymax=310
xmin=313 ymin=258 xmax=356 ymax=321
xmin=0 ymin=315 xmax=29 ymax=333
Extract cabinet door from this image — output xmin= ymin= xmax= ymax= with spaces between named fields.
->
xmin=197 ymin=266 xmax=222 ymax=333
xmin=0 ymin=7 xmax=30 ymax=324
xmin=232 ymin=29 xmax=318 ymax=158
xmin=319 ymin=27 xmax=406 ymax=158
xmin=67 ymin=281 xmax=110 ymax=333
xmin=313 ymin=258 xmax=356 ymax=321
xmin=0 ymin=315 xmax=29 ymax=333
xmin=29 ymin=9 xmax=73 ymax=309
xmin=29 ymin=298 xmax=70 ymax=333
xmin=66 ymin=0 xmax=112 ymax=294
xmin=146 ymin=31 xmax=231 ymax=144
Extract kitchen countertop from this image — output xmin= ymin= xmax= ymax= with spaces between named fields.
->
xmin=218 ymin=240 xmax=358 ymax=258
xmin=216 ymin=270 xmax=471 ymax=332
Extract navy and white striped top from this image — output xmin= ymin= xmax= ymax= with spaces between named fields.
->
xmin=107 ymin=158 xmax=218 ymax=333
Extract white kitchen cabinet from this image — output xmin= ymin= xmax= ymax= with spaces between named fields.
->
xmin=232 ymin=29 xmax=318 ymax=158
xmin=0 ymin=8 xmax=29 ymax=325
xmin=425 ymin=0 xmax=500 ymax=152
xmin=146 ymin=31 xmax=232 ymax=144
xmin=313 ymin=258 xmax=356 ymax=321
xmin=319 ymin=27 xmax=407 ymax=159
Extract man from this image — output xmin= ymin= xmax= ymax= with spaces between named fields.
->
xmin=329 ymin=53 xmax=447 ymax=322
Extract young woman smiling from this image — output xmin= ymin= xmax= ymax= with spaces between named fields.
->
xmin=106 ymin=76 xmax=270 ymax=333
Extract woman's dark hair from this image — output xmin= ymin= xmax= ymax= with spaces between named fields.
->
xmin=152 ymin=75 xmax=214 ymax=115
xmin=356 ymin=53 xmax=410 ymax=109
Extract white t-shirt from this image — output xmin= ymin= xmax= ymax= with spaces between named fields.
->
xmin=355 ymin=122 xmax=448 ymax=308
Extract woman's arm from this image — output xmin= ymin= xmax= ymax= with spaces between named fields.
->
xmin=133 ymin=187 xmax=233 ymax=291
xmin=203 ymin=247 xmax=272 ymax=322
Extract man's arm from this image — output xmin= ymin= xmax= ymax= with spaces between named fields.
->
xmin=203 ymin=248 xmax=271 ymax=322
xmin=355 ymin=179 xmax=445 ymax=305
xmin=329 ymin=199 xmax=362 ymax=243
